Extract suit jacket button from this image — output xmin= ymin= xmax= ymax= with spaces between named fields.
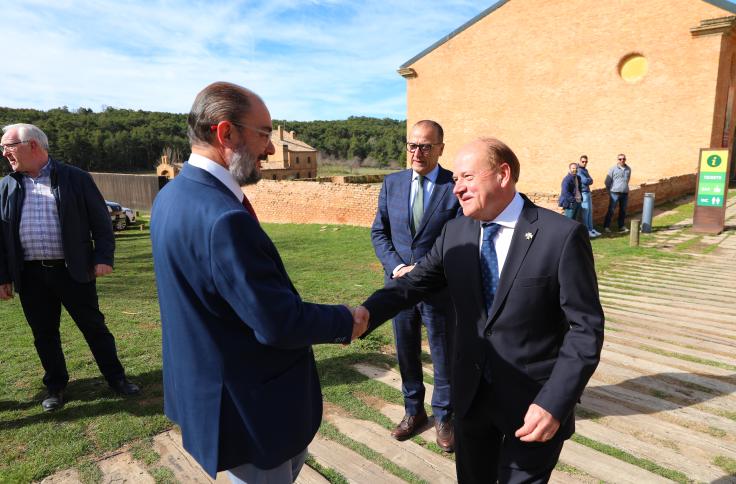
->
xmin=486 ymin=330 xmax=492 ymax=337
xmin=474 ymin=363 xmax=481 ymax=371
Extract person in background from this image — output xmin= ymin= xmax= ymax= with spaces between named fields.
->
xmin=603 ymin=154 xmax=632 ymax=233
xmin=558 ymin=162 xmax=582 ymax=221
xmin=371 ymin=119 xmax=461 ymax=452
xmin=0 ymin=123 xmax=139 ymax=412
xmin=577 ymin=155 xmax=600 ymax=238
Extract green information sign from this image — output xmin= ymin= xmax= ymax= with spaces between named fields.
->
xmin=696 ymin=150 xmax=728 ymax=207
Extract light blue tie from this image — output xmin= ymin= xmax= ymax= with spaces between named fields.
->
xmin=411 ymin=175 xmax=425 ymax=235
xmin=480 ymin=223 xmax=502 ymax=314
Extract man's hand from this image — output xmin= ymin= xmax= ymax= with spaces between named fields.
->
xmin=0 ymin=283 xmax=13 ymax=300
xmin=394 ymin=264 xmax=415 ymax=278
xmin=350 ymin=305 xmax=370 ymax=341
xmin=94 ymin=264 xmax=113 ymax=277
xmin=514 ymin=403 xmax=560 ymax=442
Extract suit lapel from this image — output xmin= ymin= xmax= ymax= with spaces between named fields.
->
xmin=484 ymin=198 xmax=538 ymax=329
xmin=415 ymin=166 xmax=451 ymax=238
xmin=398 ymin=169 xmax=413 ymax=235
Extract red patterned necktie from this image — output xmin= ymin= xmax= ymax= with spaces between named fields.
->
xmin=242 ymin=195 xmax=259 ymax=222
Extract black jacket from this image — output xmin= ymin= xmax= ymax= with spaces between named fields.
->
xmin=0 ymin=158 xmax=114 ymax=291
xmin=363 ymin=196 xmax=604 ymax=438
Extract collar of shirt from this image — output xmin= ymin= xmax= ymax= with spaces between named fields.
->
xmin=21 ymin=158 xmax=51 ymax=180
xmin=410 ymin=164 xmax=440 ymax=204
xmin=188 ymin=153 xmax=244 ymax=203
xmin=412 ymin=163 xmax=440 ymax=185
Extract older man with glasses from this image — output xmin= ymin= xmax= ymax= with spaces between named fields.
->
xmin=0 ymin=123 xmax=139 ymax=412
xmin=603 ymin=154 xmax=632 ymax=233
xmin=371 ymin=119 xmax=462 ymax=452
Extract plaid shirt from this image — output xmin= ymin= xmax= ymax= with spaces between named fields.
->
xmin=19 ymin=160 xmax=65 ymax=260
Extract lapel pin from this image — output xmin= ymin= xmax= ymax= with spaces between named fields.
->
xmin=525 ymin=232 xmax=533 ymax=240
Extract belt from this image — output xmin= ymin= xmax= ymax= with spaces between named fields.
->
xmin=25 ymin=259 xmax=66 ymax=268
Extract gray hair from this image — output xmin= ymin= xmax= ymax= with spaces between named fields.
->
xmin=187 ymin=82 xmax=256 ymax=146
xmin=2 ymin=123 xmax=49 ymax=151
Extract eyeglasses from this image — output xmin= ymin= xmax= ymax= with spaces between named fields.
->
xmin=618 ymin=158 xmax=626 ymax=161
xmin=231 ymin=122 xmax=272 ymax=139
xmin=1 ymin=140 xmax=29 ymax=153
xmin=208 ymin=121 xmax=273 ymax=139
xmin=406 ymin=142 xmax=441 ymax=153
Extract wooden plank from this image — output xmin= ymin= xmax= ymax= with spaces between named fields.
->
xmin=591 ymin=360 xmax=736 ymax=415
xmin=575 ymin=419 xmax=724 ymax=481
xmin=603 ymin=318 xmax=736 ymax=359
xmin=98 ymin=452 xmax=155 ymax=484
xmin=603 ymin=331 xmax=736 ymax=368
xmin=558 ymin=440 xmax=670 ymax=484
xmin=308 ymin=435 xmax=405 ymax=484
xmin=327 ymin=414 xmax=456 ymax=484
xmin=295 ymin=465 xmax=330 ymax=484
xmin=586 ymin=379 xmax=736 ymax=437
xmin=600 ymin=296 xmax=736 ymax=328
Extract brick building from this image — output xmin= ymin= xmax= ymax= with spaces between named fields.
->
xmin=398 ymin=0 xmax=736 ymax=195
xmin=262 ymin=125 xmax=318 ymax=180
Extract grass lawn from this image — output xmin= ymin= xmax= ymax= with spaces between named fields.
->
xmin=0 ymin=195 xmax=707 ymax=482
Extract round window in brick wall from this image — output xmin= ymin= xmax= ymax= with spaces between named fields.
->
xmin=619 ymin=54 xmax=648 ymax=83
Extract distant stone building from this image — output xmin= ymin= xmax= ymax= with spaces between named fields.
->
xmin=398 ymin=0 xmax=736 ymax=196
xmin=262 ymin=126 xmax=318 ymax=180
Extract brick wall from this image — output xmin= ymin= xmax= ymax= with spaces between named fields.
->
xmin=89 ymin=171 xmax=696 ymax=227
xmin=246 ymin=174 xmax=696 ymax=227
xmin=245 ymin=180 xmax=382 ymax=226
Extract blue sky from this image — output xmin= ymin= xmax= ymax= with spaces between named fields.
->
xmin=0 ymin=1 xmax=491 ymax=120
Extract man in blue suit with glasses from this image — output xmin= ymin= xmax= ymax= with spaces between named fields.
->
xmin=371 ymin=119 xmax=461 ymax=452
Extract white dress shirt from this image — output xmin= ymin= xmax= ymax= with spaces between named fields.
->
xmin=480 ymin=192 xmax=524 ymax=276
xmin=187 ymin=153 xmax=244 ymax=203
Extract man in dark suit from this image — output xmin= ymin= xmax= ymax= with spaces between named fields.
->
xmin=371 ymin=120 xmax=460 ymax=451
xmin=150 ymin=82 xmax=367 ymax=483
xmin=0 ymin=123 xmax=139 ymax=412
xmin=362 ymin=137 xmax=604 ymax=483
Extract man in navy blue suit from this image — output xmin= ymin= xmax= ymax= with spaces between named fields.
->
xmin=363 ymin=138 xmax=604 ymax=483
xmin=151 ymin=82 xmax=367 ymax=483
xmin=371 ymin=120 xmax=461 ymax=452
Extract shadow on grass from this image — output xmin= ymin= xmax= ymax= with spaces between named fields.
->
xmin=580 ymin=372 xmax=736 ymax=419
xmin=0 ymin=369 xmax=163 ymax=430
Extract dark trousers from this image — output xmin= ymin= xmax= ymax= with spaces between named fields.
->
xmin=392 ymin=300 xmax=453 ymax=421
xmin=603 ymin=191 xmax=628 ymax=229
xmin=19 ymin=262 xmax=125 ymax=391
xmin=455 ymin=380 xmax=564 ymax=484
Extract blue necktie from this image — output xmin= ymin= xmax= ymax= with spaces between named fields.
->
xmin=480 ymin=223 xmax=502 ymax=314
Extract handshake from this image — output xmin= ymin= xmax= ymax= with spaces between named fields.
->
xmin=348 ymin=305 xmax=370 ymax=342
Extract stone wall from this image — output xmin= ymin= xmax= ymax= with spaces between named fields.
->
xmin=89 ymin=171 xmax=696 ymax=227
xmin=245 ymin=179 xmax=382 ymax=226
xmin=245 ymin=173 xmax=696 ymax=227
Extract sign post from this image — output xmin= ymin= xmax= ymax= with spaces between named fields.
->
xmin=693 ymin=148 xmax=731 ymax=234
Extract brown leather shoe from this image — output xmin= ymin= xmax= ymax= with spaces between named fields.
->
xmin=435 ymin=418 xmax=454 ymax=453
xmin=391 ymin=410 xmax=428 ymax=441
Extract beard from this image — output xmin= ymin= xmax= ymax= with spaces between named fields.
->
xmin=229 ymin=145 xmax=262 ymax=186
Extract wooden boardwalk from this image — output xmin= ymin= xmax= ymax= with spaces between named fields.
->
xmin=41 ymin=201 xmax=736 ymax=483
